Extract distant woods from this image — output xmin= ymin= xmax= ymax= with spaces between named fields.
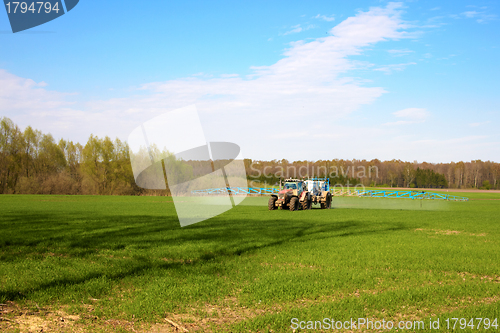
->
xmin=1 ymin=117 xmax=140 ymax=195
xmin=1 ymin=117 xmax=499 ymax=195
xmin=245 ymin=158 xmax=499 ymax=191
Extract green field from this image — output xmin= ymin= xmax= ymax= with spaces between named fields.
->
xmin=1 ymin=192 xmax=499 ymax=332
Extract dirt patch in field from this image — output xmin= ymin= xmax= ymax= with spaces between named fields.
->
xmin=3 ymin=279 xmax=499 ymax=332
xmin=0 ymin=302 xmax=85 ymax=333
xmin=0 ymin=296 xmax=277 ymax=333
xmin=414 ymin=228 xmax=487 ymax=237
xmin=455 ymin=271 xmax=500 ymax=283
xmin=160 ymin=296 xmax=280 ymax=332
xmin=0 ymin=301 xmax=186 ymax=333
xmin=260 ymin=261 xmax=318 ymax=270
xmin=373 ymin=295 xmax=500 ymax=324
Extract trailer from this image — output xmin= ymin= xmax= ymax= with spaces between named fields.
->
xmin=304 ymin=178 xmax=332 ymax=209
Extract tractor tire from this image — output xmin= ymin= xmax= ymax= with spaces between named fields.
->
xmin=268 ymin=196 xmax=277 ymax=210
xmin=289 ymin=197 xmax=298 ymax=211
xmin=301 ymin=194 xmax=311 ymax=210
xmin=326 ymin=192 xmax=332 ymax=209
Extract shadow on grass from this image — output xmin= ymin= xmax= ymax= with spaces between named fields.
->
xmin=0 ymin=208 xmax=409 ymax=302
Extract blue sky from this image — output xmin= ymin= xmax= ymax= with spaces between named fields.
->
xmin=0 ymin=0 xmax=499 ymax=162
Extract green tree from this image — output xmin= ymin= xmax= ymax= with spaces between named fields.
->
xmin=0 ymin=117 xmax=23 ymax=193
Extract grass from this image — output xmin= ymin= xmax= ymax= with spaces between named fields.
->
xmin=0 ymin=192 xmax=499 ymax=332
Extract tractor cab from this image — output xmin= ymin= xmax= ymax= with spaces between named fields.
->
xmin=281 ymin=179 xmax=305 ymax=196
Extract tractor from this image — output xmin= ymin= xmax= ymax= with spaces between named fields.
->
xmin=304 ymin=178 xmax=332 ymax=209
xmin=268 ymin=179 xmax=311 ymax=211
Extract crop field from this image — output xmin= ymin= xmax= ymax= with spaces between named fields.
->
xmin=1 ymin=192 xmax=499 ymax=332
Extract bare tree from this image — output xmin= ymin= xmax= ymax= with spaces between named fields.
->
xmin=403 ymin=162 xmax=416 ymax=187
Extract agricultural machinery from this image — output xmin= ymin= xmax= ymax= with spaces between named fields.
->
xmin=268 ymin=178 xmax=332 ymax=211
xmin=305 ymin=177 xmax=332 ymax=209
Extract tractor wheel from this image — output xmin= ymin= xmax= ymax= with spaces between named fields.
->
xmin=268 ymin=196 xmax=277 ymax=210
xmin=326 ymin=192 xmax=332 ymax=209
xmin=289 ymin=197 xmax=298 ymax=211
xmin=301 ymin=194 xmax=311 ymax=210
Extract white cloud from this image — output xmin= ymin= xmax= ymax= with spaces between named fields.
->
xmin=469 ymin=121 xmax=491 ymax=127
xmin=463 ymin=11 xmax=479 ymax=18
xmin=283 ymin=24 xmax=303 ymax=35
xmin=0 ymin=69 xmax=127 ymax=140
xmin=383 ymin=120 xmax=414 ymax=126
xmin=121 ymin=2 xmax=412 ymax=140
xmin=437 ymin=54 xmax=456 ymax=60
xmin=461 ymin=10 xmax=497 ymax=23
xmin=282 ymin=24 xmax=315 ymax=35
xmin=393 ymin=107 xmax=429 ymax=120
xmin=0 ymin=69 xmax=71 ymax=112
xmin=374 ymin=62 xmax=416 ymax=74
xmin=314 ymin=14 xmax=335 ymax=22
xmin=384 ymin=108 xmax=429 ymax=126
xmin=420 ymin=15 xmax=448 ymax=28
xmin=387 ymin=49 xmax=414 ymax=56
xmin=219 ymin=74 xmax=239 ymax=78
xmin=476 ymin=15 xmax=497 ymax=24
xmin=328 ymin=2 xmax=411 ymax=41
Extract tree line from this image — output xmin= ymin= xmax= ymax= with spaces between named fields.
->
xmin=1 ymin=117 xmax=141 ymax=195
xmin=1 ymin=117 xmax=498 ymax=195
xmin=247 ymin=158 xmax=499 ymax=189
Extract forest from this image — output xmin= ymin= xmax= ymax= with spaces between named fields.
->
xmin=1 ymin=117 xmax=498 ymax=195
xmin=245 ymin=159 xmax=484 ymax=189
